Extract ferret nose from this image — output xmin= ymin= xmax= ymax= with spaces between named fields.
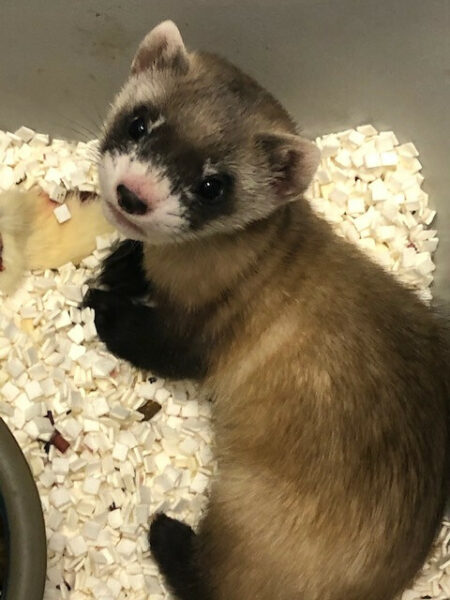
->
xmin=116 ymin=184 xmax=148 ymax=215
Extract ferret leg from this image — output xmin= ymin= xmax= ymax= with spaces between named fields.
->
xmin=82 ymin=288 xmax=206 ymax=378
xmin=149 ymin=514 xmax=208 ymax=600
xmin=95 ymin=239 xmax=151 ymax=297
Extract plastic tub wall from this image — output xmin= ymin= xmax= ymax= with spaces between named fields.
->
xmin=0 ymin=0 xmax=448 ymax=301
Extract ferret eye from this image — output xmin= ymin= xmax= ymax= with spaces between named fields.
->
xmin=197 ymin=176 xmax=227 ymax=203
xmin=129 ymin=117 xmax=147 ymax=141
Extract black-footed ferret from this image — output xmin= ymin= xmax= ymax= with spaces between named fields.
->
xmin=84 ymin=21 xmax=450 ymax=600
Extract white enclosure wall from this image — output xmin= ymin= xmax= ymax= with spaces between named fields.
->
xmin=1 ymin=0 xmax=449 ymax=299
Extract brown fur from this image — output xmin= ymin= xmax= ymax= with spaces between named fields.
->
xmin=143 ymin=199 xmax=449 ymax=600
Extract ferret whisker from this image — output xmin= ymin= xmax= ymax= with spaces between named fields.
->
xmin=49 ymin=112 xmax=99 ymax=140
xmin=52 ymin=109 xmax=102 ymax=141
xmin=72 ymin=108 xmax=104 ymax=138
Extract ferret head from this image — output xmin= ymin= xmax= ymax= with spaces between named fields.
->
xmin=99 ymin=21 xmax=320 ymax=244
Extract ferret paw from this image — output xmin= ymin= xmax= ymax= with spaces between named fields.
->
xmin=98 ymin=239 xmax=150 ymax=297
xmin=82 ymin=287 xmax=153 ymax=367
xmin=150 ymin=514 xmax=204 ymax=600
xmin=82 ymin=288 xmax=128 ymax=342
xmin=150 ymin=514 xmax=196 ymax=571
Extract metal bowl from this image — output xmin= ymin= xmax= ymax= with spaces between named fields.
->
xmin=0 ymin=419 xmax=46 ymax=600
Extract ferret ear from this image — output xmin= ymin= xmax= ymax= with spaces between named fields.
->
xmin=131 ymin=20 xmax=189 ymax=75
xmin=256 ymin=133 xmax=320 ymax=199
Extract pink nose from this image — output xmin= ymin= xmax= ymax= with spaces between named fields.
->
xmin=116 ymin=185 xmax=148 ymax=215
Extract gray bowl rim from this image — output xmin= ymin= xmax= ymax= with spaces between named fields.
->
xmin=0 ymin=417 xmax=46 ymax=600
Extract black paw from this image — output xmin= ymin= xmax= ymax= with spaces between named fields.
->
xmin=150 ymin=514 xmax=195 ymax=569
xmin=99 ymin=239 xmax=150 ymax=297
xmin=150 ymin=515 xmax=205 ymax=600
xmin=82 ymin=286 xmax=159 ymax=370
xmin=82 ymin=288 xmax=128 ymax=343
